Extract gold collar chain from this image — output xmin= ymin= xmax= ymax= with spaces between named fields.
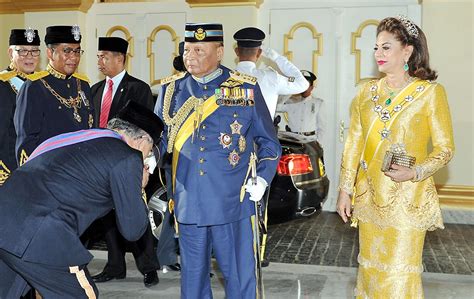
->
xmin=162 ymin=80 xmax=201 ymax=153
xmin=369 ymin=78 xmax=419 ymax=140
xmin=9 ymin=62 xmax=29 ymax=80
xmin=40 ymin=78 xmax=83 ymax=123
xmin=46 ymin=64 xmax=67 ymax=80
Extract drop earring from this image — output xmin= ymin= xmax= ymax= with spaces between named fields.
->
xmin=403 ymin=62 xmax=409 ymax=72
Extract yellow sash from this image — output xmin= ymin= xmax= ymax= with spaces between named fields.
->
xmin=359 ymin=79 xmax=432 ymax=180
xmin=171 ymin=95 xmax=219 ymax=192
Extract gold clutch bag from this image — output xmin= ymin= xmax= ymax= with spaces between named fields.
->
xmin=381 ymin=151 xmax=416 ymax=172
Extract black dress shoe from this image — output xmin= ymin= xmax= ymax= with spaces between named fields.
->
xmin=92 ymin=271 xmax=126 ymax=283
xmin=143 ymin=271 xmax=159 ymax=287
xmin=167 ymin=263 xmax=181 ymax=272
xmin=261 ymin=259 xmax=270 ymax=267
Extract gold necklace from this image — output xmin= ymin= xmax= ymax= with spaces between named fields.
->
xmin=381 ymin=76 xmax=414 ymax=106
xmin=369 ymin=77 xmax=422 ymax=140
xmin=162 ymin=80 xmax=201 ymax=153
xmin=40 ymin=78 xmax=83 ymax=122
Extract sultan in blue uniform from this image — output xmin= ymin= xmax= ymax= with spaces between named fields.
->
xmin=156 ymin=23 xmax=281 ymax=299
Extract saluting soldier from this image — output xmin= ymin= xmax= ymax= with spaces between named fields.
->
xmin=233 ymin=27 xmax=309 ymax=119
xmin=0 ymin=28 xmax=40 ymax=186
xmin=14 ymin=25 xmax=94 ymax=165
xmin=155 ymin=23 xmax=281 ymax=298
xmin=277 ymin=70 xmax=326 ymax=146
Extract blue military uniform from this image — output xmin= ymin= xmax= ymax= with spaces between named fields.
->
xmin=157 ymin=39 xmax=281 ymax=297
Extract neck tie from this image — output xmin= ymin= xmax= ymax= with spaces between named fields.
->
xmin=99 ymin=79 xmax=114 ymax=128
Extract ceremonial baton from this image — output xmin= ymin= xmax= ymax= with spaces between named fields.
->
xmin=250 ymin=152 xmax=264 ymax=298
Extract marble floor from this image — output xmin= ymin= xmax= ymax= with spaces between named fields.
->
xmin=89 ymin=250 xmax=474 ymax=299
xmin=89 ymin=208 xmax=474 ymax=298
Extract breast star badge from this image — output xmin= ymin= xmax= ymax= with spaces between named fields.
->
xmin=228 ymin=149 xmax=240 ymax=167
xmin=230 ymin=120 xmax=242 ymax=135
xmin=219 ymin=133 xmax=232 ymax=149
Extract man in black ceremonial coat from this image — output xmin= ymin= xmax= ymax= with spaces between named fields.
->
xmin=14 ymin=25 xmax=95 ymax=166
xmin=0 ymin=101 xmax=163 ymax=299
xmin=0 ymin=28 xmax=41 ymax=186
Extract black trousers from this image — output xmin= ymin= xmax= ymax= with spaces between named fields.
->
xmin=101 ymin=210 xmax=160 ymax=276
xmin=0 ymin=249 xmax=97 ymax=299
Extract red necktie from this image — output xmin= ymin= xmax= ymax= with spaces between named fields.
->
xmin=99 ymin=79 xmax=114 ymax=128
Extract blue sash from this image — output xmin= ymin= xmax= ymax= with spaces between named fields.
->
xmin=27 ymin=129 xmax=123 ymax=162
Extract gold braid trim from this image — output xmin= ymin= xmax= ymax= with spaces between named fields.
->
xmin=162 ymin=80 xmax=200 ymax=153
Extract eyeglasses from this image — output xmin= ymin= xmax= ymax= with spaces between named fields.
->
xmin=15 ymin=49 xmax=41 ymax=57
xmin=53 ymin=47 xmax=85 ymax=56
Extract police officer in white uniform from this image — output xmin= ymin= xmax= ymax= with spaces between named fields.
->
xmin=234 ymin=27 xmax=309 ymax=119
xmin=277 ymin=70 xmax=326 ymax=147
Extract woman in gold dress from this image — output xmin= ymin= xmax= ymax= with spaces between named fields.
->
xmin=336 ymin=16 xmax=455 ymax=298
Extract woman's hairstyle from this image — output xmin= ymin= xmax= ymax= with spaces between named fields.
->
xmin=107 ymin=118 xmax=153 ymax=143
xmin=377 ymin=16 xmax=437 ymax=81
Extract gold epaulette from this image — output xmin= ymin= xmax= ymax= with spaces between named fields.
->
xmin=27 ymin=71 xmax=49 ymax=81
xmin=159 ymin=72 xmax=186 ymax=85
xmin=0 ymin=70 xmax=16 ymax=82
xmin=229 ymin=70 xmax=257 ymax=85
xmin=72 ymin=73 xmax=90 ymax=83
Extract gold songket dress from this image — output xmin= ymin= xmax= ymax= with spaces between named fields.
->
xmin=338 ymin=78 xmax=455 ymax=298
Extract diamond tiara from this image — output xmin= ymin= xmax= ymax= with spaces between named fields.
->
xmin=397 ymin=15 xmax=419 ymax=39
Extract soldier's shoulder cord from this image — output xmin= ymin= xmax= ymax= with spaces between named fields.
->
xmin=159 ymin=71 xmax=187 ymax=85
xmin=229 ymin=70 xmax=257 ymax=85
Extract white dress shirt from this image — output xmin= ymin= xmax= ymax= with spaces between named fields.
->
xmin=100 ymin=69 xmax=126 ymax=105
xmin=236 ymin=55 xmax=308 ymax=119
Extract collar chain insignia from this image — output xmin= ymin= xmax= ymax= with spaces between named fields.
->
xmin=370 ymin=78 xmax=425 ymax=140
xmin=40 ymin=77 xmax=83 ymax=122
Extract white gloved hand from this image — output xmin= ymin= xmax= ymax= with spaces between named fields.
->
xmin=262 ymin=47 xmax=280 ymax=61
xmin=144 ymin=154 xmax=157 ymax=174
xmin=245 ymin=176 xmax=268 ymax=202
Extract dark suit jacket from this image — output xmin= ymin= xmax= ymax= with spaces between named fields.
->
xmin=0 ymin=136 xmax=148 ymax=267
xmin=91 ymin=72 xmax=154 ymax=126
